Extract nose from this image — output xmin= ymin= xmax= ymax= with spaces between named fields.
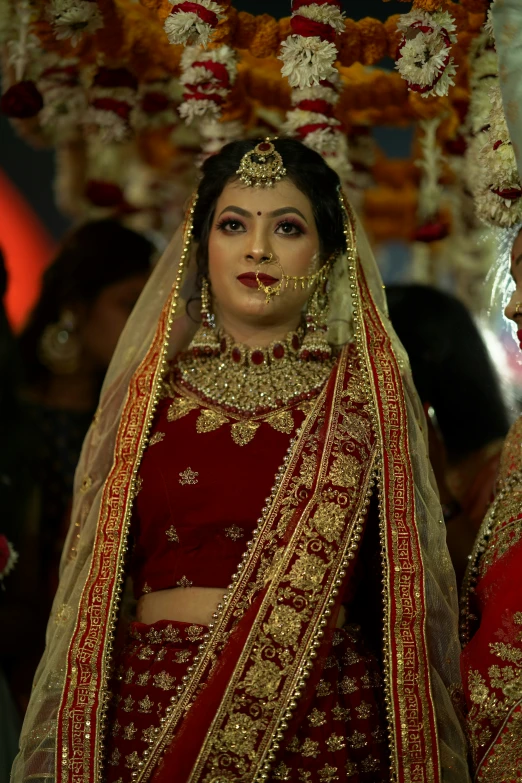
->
xmin=505 ymin=293 xmax=521 ymax=322
xmin=245 ymin=248 xmax=272 ymax=264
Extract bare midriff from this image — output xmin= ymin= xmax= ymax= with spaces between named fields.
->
xmin=137 ymin=587 xmax=346 ymax=628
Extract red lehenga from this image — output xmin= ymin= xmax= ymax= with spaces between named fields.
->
xmin=461 ymin=417 xmax=522 ymax=782
xmin=12 ymin=198 xmax=469 ymax=783
xmin=103 ymin=350 xmax=390 ymax=783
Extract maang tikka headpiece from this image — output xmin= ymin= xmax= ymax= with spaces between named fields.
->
xmin=236 ymin=138 xmax=287 ymax=188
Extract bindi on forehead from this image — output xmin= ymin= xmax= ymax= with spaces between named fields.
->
xmin=257 ymin=211 xmax=262 ymax=216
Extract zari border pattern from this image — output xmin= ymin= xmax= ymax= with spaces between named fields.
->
xmin=55 ymin=198 xmax=198 ymax=783
xmin=357 ymin=270 xmax=440 ymax=783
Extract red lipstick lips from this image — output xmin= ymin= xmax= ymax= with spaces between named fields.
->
xmin=517 ymin=329 xmax=522 ymax=350
xmin=237 ymin=272 xmax=279 ymax=289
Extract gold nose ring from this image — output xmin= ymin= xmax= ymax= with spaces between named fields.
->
xmin=515 ymin=302 xmax=522 ymax=316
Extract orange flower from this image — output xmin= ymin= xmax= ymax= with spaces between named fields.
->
xmin=384 ymin=15 xmax=402 ymax=59
xmin=412 ymin=0 xmax=442 ymax=12
xmin=459 ymin=0 xmax=489 ymax=11
xmin=249 ymin=14 xmax=280 ymax=58
xmin=358 ymin=18 xmax=387 ymax=65
xmin=235 ymin=11 xmax=257 ymax=49
xmin=339 ymin=19 xmax=362 ymax=67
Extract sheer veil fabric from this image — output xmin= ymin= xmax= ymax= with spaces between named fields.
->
xmin=12 ymin=192 xmax=470 ymax=783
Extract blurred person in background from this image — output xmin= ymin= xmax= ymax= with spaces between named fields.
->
xmin=386 ymin=284 xmax=510 ymax=583
xmin=4 ymin=220 xmax=153 ymax=714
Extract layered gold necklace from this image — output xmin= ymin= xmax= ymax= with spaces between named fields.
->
xmin=174 ymin=327 xmax=335 ymax=415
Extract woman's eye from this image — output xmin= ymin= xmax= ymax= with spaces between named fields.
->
xmin=276 ymin=221 xmax=302 ymax=235
xmin=217 ymin=219 xmax=244 ymax=232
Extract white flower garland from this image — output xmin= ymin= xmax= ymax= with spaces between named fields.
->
xmin=475 ymin=85 xmax=522 ymax=227
xmin=37 ymin=56 xmax=87 ymax=139
xmin=7 ymin=0 xmax=40 ymax=82
xmin=279 ymin=0 xmax=345 ymax=90
xmin=164 ymin=0 xmax=225 ymax=47
xmin=178 ymin=44 xmax=237 ymax=125
xmin=131 ymin=80 xmax=180 ymax=131
xmin=396 ymin=9 xmax=457 ymax=99
xmin=84 ymin=70 xmax=138 ymax=144
xmin=48 ymin=0 xmax=103 ymax=47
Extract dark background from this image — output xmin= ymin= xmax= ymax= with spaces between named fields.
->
xmin=0 ymin=0 xmax=411 ymax=240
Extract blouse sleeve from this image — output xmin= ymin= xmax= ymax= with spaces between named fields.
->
xmin=493 ymin=0 xmax=522 ymax=176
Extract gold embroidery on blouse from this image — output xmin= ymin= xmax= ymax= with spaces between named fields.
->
xmin=122 ymin=722 xmax=137 ymax=741
xmin=165 ymin=525 xmax=179 ymax=543
xmin=264 ymin=409 xmax=294 ymax=434
xmin=167 ymin=396 xmax=199 ymax=422
xmin=174 ymin=649 xmax=191 ymax=663
xmin=153 ymin=671 xmax=176 ymax=690
xmin=142 ymin=583 xmax=152 ymax=594
xmin=138 ymin=695 xmax=154 ymax=713
xmin=355 ymin=701 xmax=372 ymax=719
xmin=146 ymin=628 xmax=163 ymax=644
xmin=179 ymin=468 xmax=198 ymax=485
xmin=108 ymin=748 xmax=121 ymax=766
xmin=231 ymin=420 xmax=260 ymax=446
xmin=163 ymin=624 xmax=182 ymax=643
xmin=125 ymin=750 xmax=141 ymax=769
xmin=326 ymin=733 xmax=346 ymax=752
xmin=136 ymin=672 xmax=150 ymax=686
xmin=348 ymin=730 xmax=368 ymax=749
xmin=318 ymin=764 xmax=339 ymax=782
xmin=224 ymin=525 xmax=243 ymax=541
xmin=316 ymin=680 xmax=333 ymax=698
xmin=272 ymin=761 xmax=292 ymax=780
xmin=196 ymin=408 xmax=229 ymax=434
xmin=176 ymin=575 xmax=193 ymax=588
xmin=123 ymin=667 xmax=134 ymax=684
xmin=307 ymin=708 xmax=326 ymax=727
xmin=111 ymin=720 xmax=121 ymax=737
xmin=301 ymin=738 xmax=319 ymax=758
xmin=332 ymin=705 xmax=350 ymax=721
xmin=339 ymin=676 xmax=359 ymax=694
xmin=137 ymin=646 xmax=154 ymax=660
xmin=148 ymin=432 xmax=165 ymax=447
xmin=142 ymin=725 xmax=156 ymax=744
xmin=134 ymin=475 xmax=143 ymax=497
xmin=122 ymin=695 xmax=135 ymax=712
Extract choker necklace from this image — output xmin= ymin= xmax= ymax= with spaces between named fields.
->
xmin=175 ymin=327 xmax=335 ymax=415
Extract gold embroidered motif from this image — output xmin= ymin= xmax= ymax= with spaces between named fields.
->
xmin=146 ymin=628 xmax=163 ymax=644
xmin=345 ymin=760 xmax=358 ymax=776
xmin=174 ymin=649 xmax=191 ymax=663
xmin=141 ymin=725 xmax=156 ymax=744
xmin=361 ymin=756 xmax=380 ymax=773
xmin=177 ymin=576 xmax=193 ymax=588
xmin=231 ymin=420 xmax=260 ymax=446
xmin=142 ymin=583 xmax=152 ymax=594
xmin=326 ymin=733 xmax=346 ymax=752
xmin=111 ymin=720 xmax=121 ymax=737
xmin=136 ymin=672 xmax=150 ymax=686
xmin=134 ymin=475 xmax=143 ymax=497
xmin=186 ymin=625 xmax=205 ymax=642
xmin=125 ymin=751 xmax=141 ymax=769
xmin=318 ymin=764 xmax=339 ymax=782
xmin=301 ymin=738 xmax=320 ymax=758
xmin=272 ymin=761 xmax=292 ymax=780
xmin=167 ymin=396 xmax=199 ymax=423
xmin=332 ymin=705 xmax=350 ymax=721
xmin=310 ymin=502 xmax=346 ymax=543
xmin=155 ymin=648 xmax=167 ymax=662
xmin=122 ymin=695 xmax=135 ymax=713
xmin=122 ymin=722 xmax=137 ymax=740
xmin=179 ymin=467 xmax=198 ymax=485
xmin=329 ymin=453 xmax=361 ymax=489
xmin=138 ymin=695 xmax=154 ymax=713
xmin=355 ymin=701 xmax=372 ymax=719
xmin=307 ymin=708 xmax=327 ymax=727
xmin=108 ymin=748 xmax=121 ymax=766
xmin=165 ymin=525 xmax=179 ymax=543
xmin=348 ymin=730 xmax=368 ymax=749
xmin=242 ymin=657 xmax=283 ymax=700
xmin=288 ymin=552 xmax=328 ymax=592
xmin=264 ymin=604 xmax=302 ymax=647
xmin=224 ymin=525 xmax=244 ymax=541
xmin=298 ymin=452 xmax=317 ymax=489
xmin=196 ymin=409 xmax=229 ymax=434
xmin=338 ymin=676 xmax=358 ymax=694
xmin=265 ymin=409 xmax=294 ymax=434
xmin=153 ymin=671 xmax=176 ymax=690
xmin=316 ymin=680 xmax=333 ymax=697
xmin=137 ymin=646 xmax=154 ymax=660
xmin=123 ymin=667 xmax=134 ymax=684
xmin=163 ymin=624 xmax=182 ymax=643
xmin=148 ymin=432 xmax=165 ymax=447
xmin=216 ymin=713 xmax=259 ymax=757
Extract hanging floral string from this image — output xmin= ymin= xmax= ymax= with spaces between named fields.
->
xmin=131 ymin=79 xmax=179 ymax=132
xmin=164 ymin=0 xmax=226 ymax=47
xmin=474 ymin=84 xmax=522 ymax=227
xmin=414 ymin=116 xmax=449 ymax=241
xmin=0 ymin=0 xmax=43 ymax=119
xmin=178 ymin=44 xmax=237 ymax=124
xmin=396 ymin=8 xmax=457 ymax=98
xmin=47 ymin=0 xmax=103 ymax=47
xmin=84 ymin=66 xmax=138 ymax=143
xmin=279 ymin=0 xmax=345 ymax=89
xmin=37 ymin=55 xmax=87 ymax=140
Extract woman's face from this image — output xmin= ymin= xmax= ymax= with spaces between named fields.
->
xmin=77 ymin=272 xmax=149 ymax=370
xmin=505 ymin=228 xmax=522 ymax=327
xmin=207 ymin=178 xmax=322 ymax=334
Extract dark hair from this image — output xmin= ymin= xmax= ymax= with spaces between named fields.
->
xmin=191 ymin=138 xmax=347 ymax=280
xmin=386 ymin=284 xmax=509 ymax=460
xmin=19 ymin=219 xmax=154 ymax=387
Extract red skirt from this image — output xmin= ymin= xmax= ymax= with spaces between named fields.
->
xmin=104 ymin=620 xmax=389 ymax=783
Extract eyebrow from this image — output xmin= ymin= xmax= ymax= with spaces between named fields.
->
xmin=514 ymin=253 xmax=522 ymax=267
xmin=217 ymin=205 xmax=308 ymax=223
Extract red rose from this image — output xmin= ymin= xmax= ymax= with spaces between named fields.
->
xmin=0 ymin=80 xmax=43 ymax=118
xmin=85 ymin=180 xmax=125 ymax=208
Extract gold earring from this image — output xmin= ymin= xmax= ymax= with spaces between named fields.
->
xmin=190 ymin=277 xmax=220 ymax=357
xmin=299 ymin=271 xmax=332 ymax=362
xmin=39 ymin=309 xmax=80 ymax=374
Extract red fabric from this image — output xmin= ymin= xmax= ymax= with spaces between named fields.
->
xmin=291 ymin=14 xmax=336 ymax=42
xmin=171 ymin=2 xmax=219 ymax=27
xmin=131 ymin=384 xmax=307 ymax=597
xmin=192 ymin=59 xmax=230 ymax=87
